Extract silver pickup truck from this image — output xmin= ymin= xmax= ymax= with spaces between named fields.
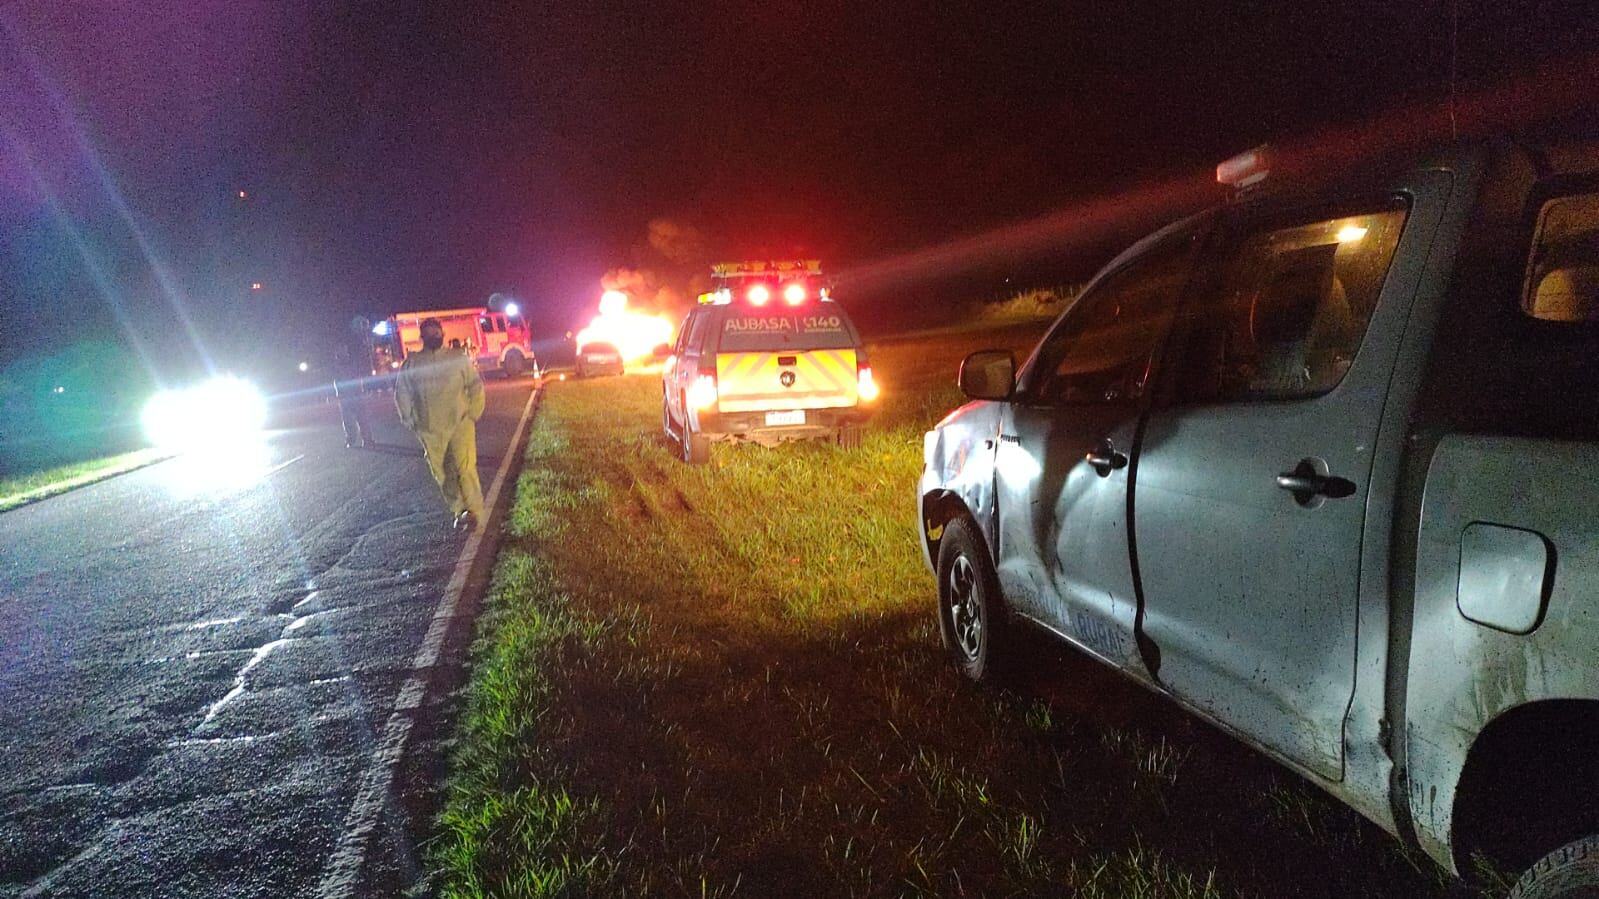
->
xmin=917 ymin=141 xmax=1599 ymax=897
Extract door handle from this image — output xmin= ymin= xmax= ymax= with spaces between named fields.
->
xmin=1276 ymin=459 xmax=1356 ymax=505
xmin=1085 ymin=440 xmax=1128 ymax=477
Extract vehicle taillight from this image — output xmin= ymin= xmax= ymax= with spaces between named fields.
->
xmin=747 ymin=284 xmax=771 ymax=306
xmin=857 ymin=364 xmax=880 ymax=402
xmin=688 ymin=373 xmax=719 ymax=410
xmin=782 ymin=283 xmax=807 ymax=305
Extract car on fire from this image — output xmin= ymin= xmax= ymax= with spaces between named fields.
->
xmin=575 ymin=341 xmax=625 ymax=378
xmin=918 ymin=141 xmax=1599 ymax=896
xmin=662 ymin=260 xmax=879 ymax=464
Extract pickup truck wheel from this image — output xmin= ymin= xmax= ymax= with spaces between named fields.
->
xmin=1510 ymin=834 xmax=1599 ymax=899
xmin=503 ymin=350 xmax=525 ymax=379
xmin=681 ymin=416 xmax=710 ymax=465
xmin=835 ymin=424 xmax=862 ymax=449
xmin=937 ymin=518 xmax=1008 ymax=683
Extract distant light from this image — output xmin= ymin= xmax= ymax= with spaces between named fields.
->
xmin=372 ymin=320 xmax=391 ymax=336
xmin=297 ymin=361 xmax=309 ymax=372
xmin=782 ymin=283 xmax=807 ymax=305
xmin=53 ymin=385 xmax=66 ymax=394
xmin=1336 ymin=224 xmax=1369 ymax=243
xmin=251 ymin=282 xmax=263 ymax=291
xmin=237 ymin=190 xmax=248 ymax=200
xmin=747 ymin=284 xmax=771 ymax=306
xmin=504 ymin=302 xmax=520 ymax=317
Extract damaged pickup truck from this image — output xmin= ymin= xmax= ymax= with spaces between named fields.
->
xmin=918 ymin=140 xmax=1599 ymax=896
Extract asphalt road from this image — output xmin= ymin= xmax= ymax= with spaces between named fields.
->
xmin=0 ymin=377 xmax=534 ymax=898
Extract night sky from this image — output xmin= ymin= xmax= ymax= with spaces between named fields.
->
xmin=1 ymin=1 xmax=1594 ymax=374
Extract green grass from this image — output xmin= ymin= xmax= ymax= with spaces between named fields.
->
xmin=432 ymin=321 xmax=1456 ymax=897
xmin=0 ymin=448 xmax=171 ymax=512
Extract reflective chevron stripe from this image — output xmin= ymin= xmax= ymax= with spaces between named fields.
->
xmin=716 ymin=348 xmax=858 ymax=413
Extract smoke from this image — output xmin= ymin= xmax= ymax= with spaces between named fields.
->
xmin=647 ymin=218 xmax=709 ymax=266
xmin=598 ymin=217 xmax=713 ymax=318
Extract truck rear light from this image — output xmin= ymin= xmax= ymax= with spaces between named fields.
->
xmin=747 ymin=284 xmax=771 ymax=306
xmin=857 ymin=364 xmax=880 ymax=402
xmin=782 ymin=283 xmax=807 ymax=305
xmin=688 ymin=373 xmax=719 ymax=410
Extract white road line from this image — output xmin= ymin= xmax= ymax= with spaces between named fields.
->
xmin=315 ymin=384 xmax=541 ymax=898
xmin=265 ymin=452 xmax=306 ymax=477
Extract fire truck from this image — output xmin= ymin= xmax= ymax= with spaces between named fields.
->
xmin=371 ymin=306 xmax=537 ymax=378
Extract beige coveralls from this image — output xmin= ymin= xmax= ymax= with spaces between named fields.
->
xmin=395 ymin=348 xmax=486 ymax=519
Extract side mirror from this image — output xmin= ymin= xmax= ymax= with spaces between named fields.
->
xmin=959 ymin=350 xmax=1015 ymax=401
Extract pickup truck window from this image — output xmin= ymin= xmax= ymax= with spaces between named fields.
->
xmin=1176 ymin=203 xmax=1407 ymax=402
xmin=686 ymin=308 xmax=713 ymax=350
xmin=1523 ymin=192 xmax=1599 ymax=323
xmin=1026 ymin=237 xmax=1193 ymax=405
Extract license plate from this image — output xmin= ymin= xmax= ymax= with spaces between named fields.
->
xmin=765 ymin=410 xmax=805 ymax=426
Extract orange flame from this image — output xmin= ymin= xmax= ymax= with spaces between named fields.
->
xmin=575 ymin=290 xmax=675 ymax=362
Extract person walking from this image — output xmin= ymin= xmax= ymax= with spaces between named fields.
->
xmin=395 ymin=318 xmax=486 ymax=531
xmin=333 ymin=316 xmax=375 ymax=449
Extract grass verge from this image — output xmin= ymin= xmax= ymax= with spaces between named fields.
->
xmin=0 ymin=448 xmax=172 ymax=512
xmin=433 ymin=321 xmax=1454 ymax=897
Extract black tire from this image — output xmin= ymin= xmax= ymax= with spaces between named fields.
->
xmin=835 ymin=424 xmax=863 ymax=449
xmin=663 ymin=393 xmax=682 ymax=448
xmin=1511 ymin=834 xmax=1599 ymax=899
xmin=679 ymin=397 xmax=710 ymax=464
xmin=503 ymin=350 xmax=525 ymax=379
xmin=935 ymin=517 xmax=1009 ymax=683
xmin=682 ymin=425 xmax=711 ymax=464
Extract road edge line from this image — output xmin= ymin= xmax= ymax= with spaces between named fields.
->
xmin=315 ymin=381 xmax=543 ymax=898
xmin=0 ymin=449 xmax=177 ymax=514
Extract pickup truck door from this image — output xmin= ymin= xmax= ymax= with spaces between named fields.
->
xmin=1133 ymin=191 xmax=1440 ymax=781
xmin=666 ymin=308 xmax=702 ymax=427
xmin=993 ymin=233 xmax=1196 ymax=671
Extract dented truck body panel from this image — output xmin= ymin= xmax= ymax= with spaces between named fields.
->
xmin=1405 ymin=436 xmax=1599 ymax=864
xmin=918 ymin=400 xmax=1003 ymax=571
xmin=919 ymin=141 xmax=1599 ymax=878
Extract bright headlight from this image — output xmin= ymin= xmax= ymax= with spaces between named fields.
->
xmin=142 ymin=376 xmax=268 ymax=452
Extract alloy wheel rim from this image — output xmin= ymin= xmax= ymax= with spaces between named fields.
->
xmin=947 ymin=555 xmax=983 ymax=662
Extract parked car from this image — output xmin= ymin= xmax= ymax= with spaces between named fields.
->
xmin=575 ymin=341 xmax=625 ymax=378
xmin=917 ymin=140 xmax=1599 ymax=896
xmin=663 ymin=278 xmax=878 ymax=464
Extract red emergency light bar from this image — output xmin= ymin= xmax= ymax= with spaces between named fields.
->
xmin=1216 ymin=145 xmax=1272 ymax=189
